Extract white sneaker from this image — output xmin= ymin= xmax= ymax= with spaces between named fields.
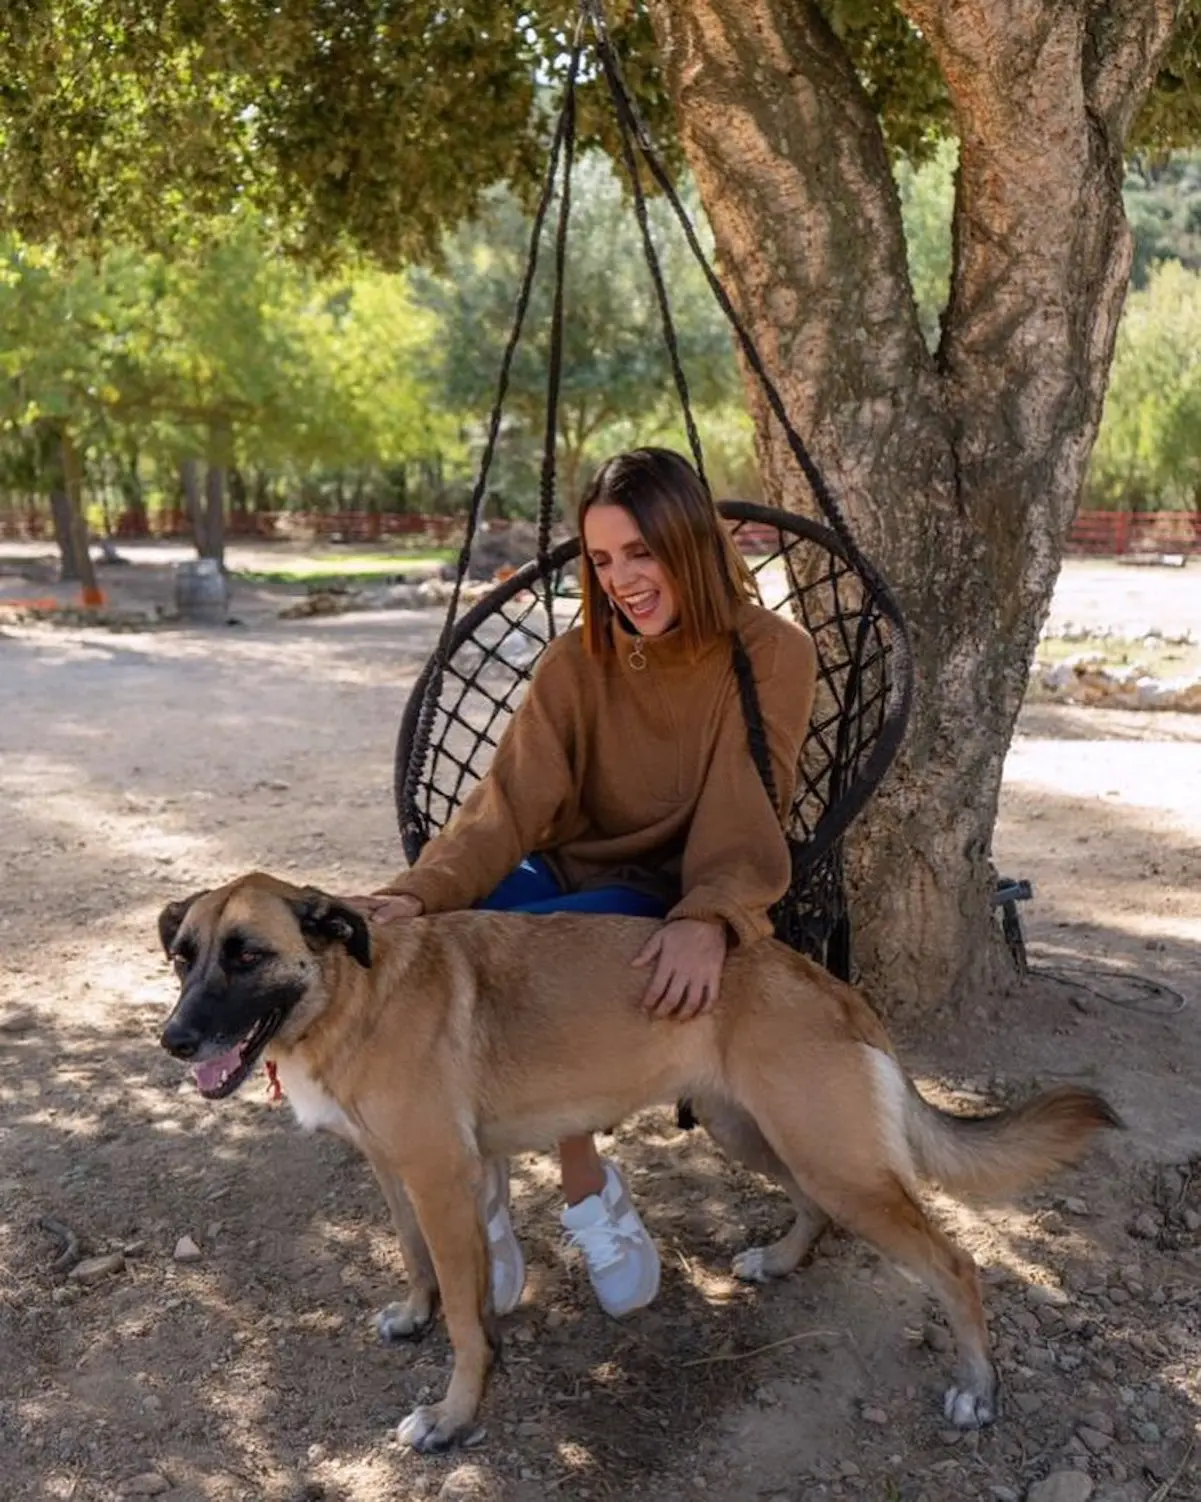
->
xmin=560 ymin=1159 xmax=660 ymax=1318
xmin=481 ymin=1159 xmax=525 ymax=1316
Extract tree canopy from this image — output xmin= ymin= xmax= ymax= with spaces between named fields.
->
xmin=2 ymin=3 xmax=1200 ymax=263
xmin=0 ymin=167 xmax=754 ymax=538
xmin=412 ymin=155 xmax=741 ymax=504
xmin=1088 ymin=258 xmax=1201 ymax=511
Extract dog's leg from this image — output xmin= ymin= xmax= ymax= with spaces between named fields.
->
xmin=828 ymin=1175 xmax=995 ymax=1428
xmin=697 ymin=1096 xmax=830 ymax=1281
xmin=366 ymin=1157 xmax=440 ymax=1342
xmin=393 ymin=1154 xmax=497 ymax=1454
xmin=761 ymin=1135 xmax=996 ymax=1428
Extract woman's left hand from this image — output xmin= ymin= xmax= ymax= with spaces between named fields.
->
xmin=633 ymin=918 xmax=728 ymax=1021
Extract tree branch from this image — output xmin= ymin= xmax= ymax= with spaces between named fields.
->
xmin=1083 ymin=1 xmax=1184 ymax=136
xmin=899 ymin=0 xmax=1179 ymax=129
xmin=894 ymin=0 xmax=1180 ymax=567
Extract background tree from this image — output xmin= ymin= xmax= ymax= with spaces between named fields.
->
xmin=414 ymin=156 xmax=741 ymax=508
xmin=1123 ymin=152 xmax=1201 ymax=287
xmin=895 ymin=141 xmax=956 ymax=353
xmin=0 ymin=237 xmax=135 ymax=594
xmin=0 ymin=228 xmax=463 ymax=558
xmin=1087 ymin=260 xmax=1201 ymax=512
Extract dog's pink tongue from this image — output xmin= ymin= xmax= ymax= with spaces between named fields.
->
xmin=193 ymin=1045 xmax=243 ymax=1094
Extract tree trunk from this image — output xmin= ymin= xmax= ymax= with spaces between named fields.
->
xmin=203 ymin=462 xmax=226 ymax=568
xmin=60 ymin=430 xmax=102 ymax=604
xmin=46 ymin=428 xmax=102 ymax=601
xmin=118 ymin=443 xmax=149 ymax=538
xmin=202 ymin=416 xmax=232 ymax=567
xmin=181 ymin=457 xmax=207 ymax=554
xmin=646 ymin=0 xmax=1179 ymax=1012
xmin=48 ymin=487 xmax=82 ymax=580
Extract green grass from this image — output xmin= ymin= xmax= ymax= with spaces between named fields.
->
xmin=232 ymin=550 xmax=455 ymax=585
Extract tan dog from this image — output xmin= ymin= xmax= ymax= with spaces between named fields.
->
xmin=157 ymin=872 xmax=1121 ymax=1452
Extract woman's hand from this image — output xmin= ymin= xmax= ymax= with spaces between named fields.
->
xmin=345 ymin=893 xmax=425 ymax=924
xmin=633 ymin=918 xmax=727 ymax=1021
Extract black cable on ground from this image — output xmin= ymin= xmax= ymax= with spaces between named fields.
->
xmin=1027 ymin=953 xmax=1188 ymax=1017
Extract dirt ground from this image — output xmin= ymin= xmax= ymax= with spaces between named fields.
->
xmin=1 ymin=549 xmax=1198 ymax=1502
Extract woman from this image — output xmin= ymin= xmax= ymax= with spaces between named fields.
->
xmin=365 ymin=447 xmax=817 ymax=1320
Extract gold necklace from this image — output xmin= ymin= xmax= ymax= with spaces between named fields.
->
xmin=628 ymin=635 xmax=647 ymax=671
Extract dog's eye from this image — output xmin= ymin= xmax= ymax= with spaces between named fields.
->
xmin=172 ymin=952 xmax=191 ymax=977
xmin=234 ymin=950 xmax=264 ymax=970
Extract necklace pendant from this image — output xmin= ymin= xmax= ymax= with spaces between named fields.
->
xmin=628 ymin=636 xmax=647 ymax=671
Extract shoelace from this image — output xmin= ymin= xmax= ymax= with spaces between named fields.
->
xmin=563 ymin=1214 xmax=644 ymax=1272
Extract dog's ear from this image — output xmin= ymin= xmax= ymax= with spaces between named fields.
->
xmin=290 ymin=892 xmax=372 ymax=969
xmin=158 ymin=890 xmax=211 ymax=956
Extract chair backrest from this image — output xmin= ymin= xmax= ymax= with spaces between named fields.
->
xmin=395 ymin=500 xmax=912 ymax=971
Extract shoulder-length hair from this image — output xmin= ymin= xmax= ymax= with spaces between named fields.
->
xmin=576 ymin=448 xmax=756 ymax=656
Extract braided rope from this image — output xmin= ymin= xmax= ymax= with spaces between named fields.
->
xmin=585 ymin=0 xmax=884 ymax=587
xmin=730 ymin=631 xmax=780 ymax=814
xmin=536 ymin=50 xmax=579 ymax=638
xmin=396 ymin=6 xmax=916 ymax=983
xmin=399 ymin=34 xmax=585 ymax=846
xmin=605 ymin=55 xmax=707 ymax=490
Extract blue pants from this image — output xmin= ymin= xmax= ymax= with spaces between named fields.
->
xmin=478 ymin=855 xmax=669 ymax=919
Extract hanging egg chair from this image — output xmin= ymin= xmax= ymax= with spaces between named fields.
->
xmin=395 ymin=1 xmax=913 ymax=982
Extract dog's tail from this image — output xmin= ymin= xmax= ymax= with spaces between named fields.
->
xmin=880 ymin=1054 xmax=1123 ymax=1200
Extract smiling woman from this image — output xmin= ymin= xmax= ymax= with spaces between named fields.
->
xmin=369 ymin=445 xmax=818 ymax=1324
xmin=578 ymin=448 xmax=752 ymax=655
xmin=583 ymin=504 xmax=679 ymax=641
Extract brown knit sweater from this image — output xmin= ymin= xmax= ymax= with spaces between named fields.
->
xmin=383 ymin=601 xmax=817 ymax=945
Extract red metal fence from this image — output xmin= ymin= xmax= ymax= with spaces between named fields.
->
xmin=6 ymin=504 xmax=1197 ymax=559
xmin=1066 ymin=510 xmax=1201 ymax=556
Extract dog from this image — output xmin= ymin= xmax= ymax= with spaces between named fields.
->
xmin=156 ymin=872 xmax=1121 ymax=1452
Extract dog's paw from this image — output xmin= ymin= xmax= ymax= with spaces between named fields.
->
xmin=396 ymin=1403 xmax=481 ymax=1453
xmin=943 ymin=1384 xmax=997 ymax=1429
xmin=376 ymin=1298 xmax=434 ymax=1343
xmin=731 ymin=1246 xmax=771 ymax=1284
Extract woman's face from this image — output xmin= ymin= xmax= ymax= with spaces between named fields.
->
xmin=582 ymin=503 xmax=679 ymax=637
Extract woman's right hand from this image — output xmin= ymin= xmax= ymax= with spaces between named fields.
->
xmin=347 ymin=893 xmax=425 ymax=924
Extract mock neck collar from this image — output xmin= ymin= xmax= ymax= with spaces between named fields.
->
xmin=608 ymin=612 xmax=729 ymax=673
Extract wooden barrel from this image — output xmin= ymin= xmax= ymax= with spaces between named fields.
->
xmin=175 ymin=558 xmax=228 ymax=624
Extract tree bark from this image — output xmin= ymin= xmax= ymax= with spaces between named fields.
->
xmin=46 ymin=427 xmax=102 ymax=601
xmin=203 ymin=461 xmax=227 ymax=568
xmin=181 ymin=457 xmax=207 ymax=554
xmin=60 ymin=430 xmax=102 ymax=604
xmin=645 ymin=0 xmax=1180 ymax=1012
xmin=203 ymin=460 xmax=226 ymax=565
xmin=201 ymin=416 xmax=232 ymax=567
xmin=49 ymin=486 xmax=83 ymax=581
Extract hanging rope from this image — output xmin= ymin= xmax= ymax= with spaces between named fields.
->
xmin=399 ymin=30 xmax=585 ymax=848
xmin=395 ymin=0 xmax=914 ymax=992
xmin=602 ymin=58 xmax=708 ymax=491
xmin=535 ymin=48 xmax=580 ymax=634
xmin=584 ymin=0 xmax=880 ymax=585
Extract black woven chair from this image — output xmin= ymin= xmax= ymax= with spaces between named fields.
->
xmin=393 ymin=2 xmax=913 ymax=981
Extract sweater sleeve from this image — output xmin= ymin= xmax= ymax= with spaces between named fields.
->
xmin=667 ymin=624 xmax=817 ymax=946
xmin=379 ymin=637 xmax=583 ymax=913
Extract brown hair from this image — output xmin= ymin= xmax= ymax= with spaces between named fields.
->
xmin=577 ymin=448 xmax=756 ymax=656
